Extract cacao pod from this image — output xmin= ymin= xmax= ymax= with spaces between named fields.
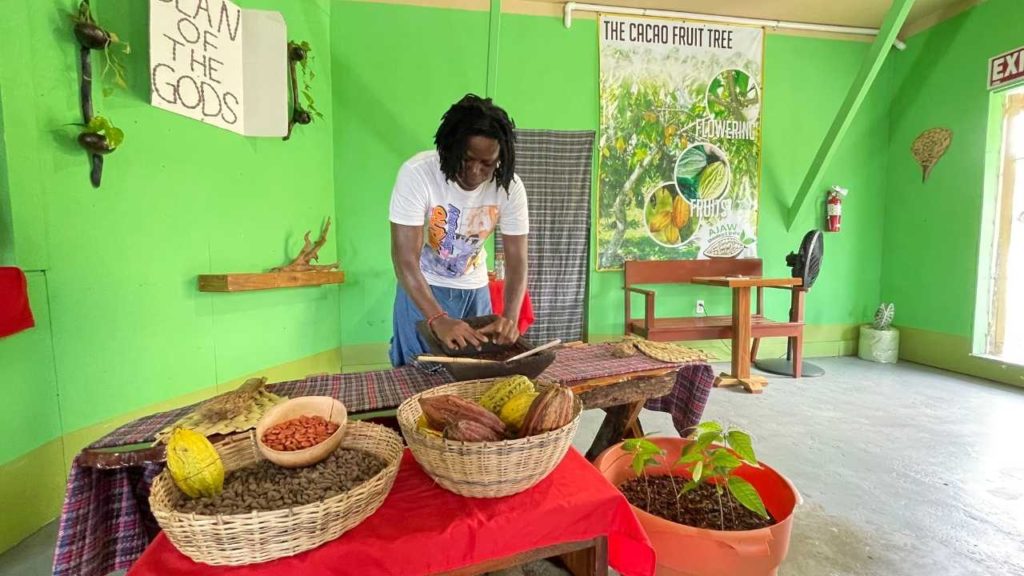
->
xmin=444 ymin=419 xmax=504 ymax=442
xmin=648 ymin=210 xmax=672 ymax=233
xmin=498 ymin=391 xmax=539 ymax=431
xmin=417 ymin=414 xmax=442 ymax=438
xmin=672 ymin=196 xmax=690 ymax=229
xmin=698 ymin=161 xmax=728 ymax=200
xmin=519 ymin=386 xmax=575 ymax=438
xmin=166 ymin=428 xmax=225 ymax=499
xmin=662 ymin=225 xmax=681 ymax=245
xmin=419 ymin=394 xmax=506 ymax=437
xmin=479 ymin=375 xmax=535 ymax=414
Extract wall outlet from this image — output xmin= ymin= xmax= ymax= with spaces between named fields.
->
xmin=696 ymin=300 xmax=706 ymax=315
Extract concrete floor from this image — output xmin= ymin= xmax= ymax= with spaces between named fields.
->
xmin=2 ymin=358 xmax=1023 ymax=576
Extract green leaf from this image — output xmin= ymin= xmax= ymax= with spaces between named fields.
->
xmin=105 ymin=127 xmax=124 ymax=149
xmin=680 ymin=480 xmax=699 ymax=494
xmin=695 ymin=430 xmax=721 ymax=451
xmin=630 ymin=455 xmax=647 ymax=476
xmin=692 ymin=460 xmax=704 ymax=483
xmin=727 ymin=477 xmax=768 ymax=519
xmin=726 ymin=430 xmax=758 ymax=466
xmin=693 ymin=421 xmax=723 ymax=437
xmin=86 ymin=116 xmax=109 ymax=133
xmin=707 ymin=449 xmax=742 ymax=470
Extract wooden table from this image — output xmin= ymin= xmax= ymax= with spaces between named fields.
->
xmin=692 ymin=275 xmax=802 ymax=393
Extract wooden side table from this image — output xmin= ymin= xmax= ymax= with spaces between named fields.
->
xmin=692 ymin=275 xmax=802 ymax=393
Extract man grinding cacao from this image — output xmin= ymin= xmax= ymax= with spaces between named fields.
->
xmin=387 ymin=94 xmax=529 ymax=367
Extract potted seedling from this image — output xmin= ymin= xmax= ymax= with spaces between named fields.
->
xmin=858 ymin=303 xmax=899 ymax=364
xmin=594 ymin=422 xmax=800 ymax=576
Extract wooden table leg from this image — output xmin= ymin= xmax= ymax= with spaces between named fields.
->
xmin=585 ymin=401 xmax=645 ymax=461
xmin=714 ymin=286 xmax=768 ymax=394
xmin=560 ymin=536 xmax=609 ymax=576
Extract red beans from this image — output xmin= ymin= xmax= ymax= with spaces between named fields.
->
xmin=262 ymin=415 xmax=339 ymax=451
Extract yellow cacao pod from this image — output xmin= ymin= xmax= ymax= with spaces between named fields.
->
xmin=479 ymin=375 xmax=535 ymax=414
xmin=498 ymin=391 xmax=539 ymax=431
xmin=672 ymin=196 xmax=690 ymax=229
xmin=417 ymin=414 xmax=442 ymax=438
xmin=663 ymin=225 xmax=681 ymax=245
xmin=166 ymin=428 xmax=225 ymax=499
xmin=649 ymin=210 xmax=672 ymax=233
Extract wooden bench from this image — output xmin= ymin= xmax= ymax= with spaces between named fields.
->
xmin=624 ymin=259 xmax=808 ymax=377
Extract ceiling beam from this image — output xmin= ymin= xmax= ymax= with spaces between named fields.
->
xmin=784 ymin=0 xmax=917 ymax=231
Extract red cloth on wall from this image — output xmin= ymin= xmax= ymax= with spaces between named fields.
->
xmin=488 ymin=279 xmax=535 ymax=334
xmin=0 ymin=267 xmax=34 ymax=338
xmin=127 ymin=449 xmax=655 ymax=576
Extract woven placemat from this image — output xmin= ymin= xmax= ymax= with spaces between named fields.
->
xmin=617 ymin=336 xmax=708 ymax=363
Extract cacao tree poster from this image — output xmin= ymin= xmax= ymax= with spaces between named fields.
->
xmin=597 ymin=16 xmax=763 ymax=270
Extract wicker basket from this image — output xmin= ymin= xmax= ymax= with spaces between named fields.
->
xmin=397 ymin=379 xmax=581 ymax=498
xmin=149 ymin=421 xmax=404 ymax=566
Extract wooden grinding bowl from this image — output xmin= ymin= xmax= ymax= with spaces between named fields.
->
xmin=255 ymin=396 xmax=347 ymax=468
xmin=415 ymin=314 xmax=556 ymax=380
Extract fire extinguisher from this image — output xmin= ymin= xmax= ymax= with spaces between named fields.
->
xmin=826 ymin=186 xmax=848 ymax=232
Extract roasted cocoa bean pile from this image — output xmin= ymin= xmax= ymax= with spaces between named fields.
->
xmin=262 ymin=414 xmax=340 ymax=451
xmin=172 ymin=448 xmax=386 ymax=515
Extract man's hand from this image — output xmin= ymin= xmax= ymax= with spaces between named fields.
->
xmin=432 ymin=316 xmax=489 ymax=350
xmin=480 ymin=316 xmax=519 ymax=346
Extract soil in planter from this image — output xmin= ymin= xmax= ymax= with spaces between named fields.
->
xmin=621 ymin=476 xmax=775 ymax=531
xmin=172 ymin=448 xmax=386 ymax=515
xmin=469 ymin=342 xmax=530 ymax=362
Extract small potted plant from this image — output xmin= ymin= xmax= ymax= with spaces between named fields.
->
xmin=594 ymin=422 xmax=800 ymax=576
xmin=858 ymin=303 xmax=899 ymax=364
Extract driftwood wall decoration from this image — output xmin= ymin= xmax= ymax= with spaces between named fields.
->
xmin=272 ymin=218 xmax=339 ymax=272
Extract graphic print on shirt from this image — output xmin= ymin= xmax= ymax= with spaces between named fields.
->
xmin=423 ymin=204 xmax=498 ymax=278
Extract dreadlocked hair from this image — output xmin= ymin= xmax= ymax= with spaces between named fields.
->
xmin=434 ymin=94 xmax=517 ymax=193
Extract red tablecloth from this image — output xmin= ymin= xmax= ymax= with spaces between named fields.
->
xmin=127 ymin=449 xmax=655 ymax=576
xmin=0 ymin=267 xmax=34 ymax=338
xmin=488 ymin=279 xmax=535 ymax=334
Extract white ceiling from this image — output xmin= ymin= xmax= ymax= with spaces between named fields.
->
xmin=536 ymin=0 xmax=975 ymax=33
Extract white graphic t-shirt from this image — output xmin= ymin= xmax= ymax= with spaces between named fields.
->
xmin=389 ymin=151 xmax=529 ymax=290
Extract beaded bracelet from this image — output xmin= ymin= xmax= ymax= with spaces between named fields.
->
xmin=426 ymin=311 xmax=448 ymax=330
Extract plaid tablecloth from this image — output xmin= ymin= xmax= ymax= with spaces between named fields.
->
xmin=54 ymin=345 xmax=714 ymax=576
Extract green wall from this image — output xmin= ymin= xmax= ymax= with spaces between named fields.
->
xmin=883 ymin=0 xmax=1024 ymax=384
xmin=0 ymin=0 xmax=340 ymax=461
xmin=331 ymin=2 xmax=489 ymax=347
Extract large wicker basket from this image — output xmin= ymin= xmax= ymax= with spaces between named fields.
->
xmin=397 ymin=379 xmax=581 ymax=498
xmin=149 ymin=420 xmax=404 ymax=566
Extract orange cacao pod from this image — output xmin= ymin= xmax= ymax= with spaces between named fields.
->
xmin=519 ymin=386 xmax=575 ymax=438
xmin=419 ymin=395 xmax=506 ymax=437
xmin=443 ymin=419 xmax=504 ymax=442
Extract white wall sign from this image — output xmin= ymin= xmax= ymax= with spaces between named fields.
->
xmin=989 ymin=45 xmax=1024 ymax=91
xmin=149 ymin=0 xmax=288 ymax=137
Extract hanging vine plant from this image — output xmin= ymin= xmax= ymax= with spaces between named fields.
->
xmin=284 ymin=40 xmax=324 ymax=140
xmin=70 ymin=0 xmax=129 ymax=187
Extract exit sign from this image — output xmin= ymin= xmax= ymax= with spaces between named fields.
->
xmin=989 ymin=45 xmax=1024 ymax=91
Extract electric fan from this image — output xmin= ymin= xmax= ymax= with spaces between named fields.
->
xmin=755 ymin=230 xmax=826 ymax=377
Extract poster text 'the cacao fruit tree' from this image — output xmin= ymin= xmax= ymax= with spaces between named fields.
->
xmin=597 ymin=16 xmax=763 ymax=270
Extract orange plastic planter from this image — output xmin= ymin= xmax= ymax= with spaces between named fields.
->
xmin=594 ymin=437 xmax=801 ymax=576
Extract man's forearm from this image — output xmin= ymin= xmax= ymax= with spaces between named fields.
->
xmin=396 ymin=262 xmax=444 ymax=319
xmin=502 ymin=244 xmax=528 ymax=324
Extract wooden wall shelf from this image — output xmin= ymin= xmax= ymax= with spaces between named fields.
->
xmin=198 ymin=271 xmax=345 ymax=292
